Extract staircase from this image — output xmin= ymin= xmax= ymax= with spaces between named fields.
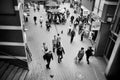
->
xmin=0 ymin=61 xmax=28 ymax=80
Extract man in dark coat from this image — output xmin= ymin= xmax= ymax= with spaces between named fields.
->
xmin=81 ymin=32 xmax=84 ymax=41
xmin=57 ymin=46 xmax=65 ymax=63
xmin=33 ymin=16 xmax=37 ymax=25
xmin=43 ymin=51 xmax=53 ymax=69
xmin=71 ymin=15 xmax=74 ymax=24
xmin=70 ymin=29 xmax=75 ymax=43
xmin=85 ymin=47 xmax=94 ymax=64
xmin=77 ymin=47 xmax=84 ymax=62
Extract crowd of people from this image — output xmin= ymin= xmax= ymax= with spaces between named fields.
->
xmin=24 ymin=1 xmax=95 ymax=70
xmin=47 ymin=11 xmax=66 ymax=24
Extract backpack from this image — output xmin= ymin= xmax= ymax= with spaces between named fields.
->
xmin=78 ymin=50 xmax=84 ymax=58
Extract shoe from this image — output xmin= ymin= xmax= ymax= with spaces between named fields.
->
xmin=87 ymin=62 xmax=89 ymax=64
xmin=48 ymin=67 xmax=50 ymax=69
xmin=46 ymin=67 xmax=50 ymax=69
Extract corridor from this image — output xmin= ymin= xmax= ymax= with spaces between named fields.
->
xmin=25 ymin=3 xmax=106 ymax=80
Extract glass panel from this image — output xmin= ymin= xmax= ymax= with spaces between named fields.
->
xmin=104 ymin=38 xmax=110 ymax=56
xmin=106 ymin=39 xmax=115 ymax=60
xmin=115 ymin=18 xmax=120 ymax=34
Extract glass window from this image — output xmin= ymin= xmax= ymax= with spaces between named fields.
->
xmin=106 ymin=38 xmax=115 ymax=60
xmin=115 ymin=18 xmax=120 ymax=34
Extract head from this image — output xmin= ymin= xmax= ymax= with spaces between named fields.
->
xmin=49 ymin=51 xmax=52 ymax=54
xmin=81 ymin=47 xmax=84 ymax=50
xmin=89 ymin=46 xmax=92 ymax=49
xmin=54 ymin=35 xmax=56 ymax=38
xmin=57 ymin=33 xmax=59 ymax=36
xmin=43 ymin=42 xmax=45 ymax=46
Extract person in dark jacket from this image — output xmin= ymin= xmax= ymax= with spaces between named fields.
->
xmin=33 ymin=16 xmax=37 ymax=25
xmin=81 ymin=32 xmax=84 ymax=41
xmin=56 ymin=34 xmax=61 ymax=49
xmin=43 ymin=51 xmax=53 ymax=69
xmin=70 ymin=15 xmax=74 ymax=24
xmin=57 ymin=46 xmax=65 ymax=63
xmin=85 ymin=46 xmax=94 ymax=64
xmin=70 ymin=29 xmax=75 ymax=43
xmin=77 ymin=47 xmax=84 ymax=62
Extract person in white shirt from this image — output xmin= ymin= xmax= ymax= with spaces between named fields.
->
xmin=39 ymin=16 xmax=43 ymax=27
xmin=68 ymin=25 xmax=72 ymax=35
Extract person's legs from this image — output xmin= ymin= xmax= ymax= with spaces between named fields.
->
xmin=40 ymin=22 xmax=42 ymax=27
xmin=53 ymin=46 xmax=55 ymax=53
xmin=86 ymin=56 xmax=89 ymax=64
xmin=58 ymin=55 xmax=60 ymax=63
xmin=68 ymin=29 xmax=70 ymax=35
xmin=70 ymin=36 xmax=73 ymax=43
xmin=46 ymin=61 xmax=50 ymax=69
xmin=60 ymin=54 xmax=63 ymax=62
xmin=81 ymin=36 xmax=83 ymax=41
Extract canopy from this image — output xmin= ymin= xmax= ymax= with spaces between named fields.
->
xmin=47 ymin=9 xmax=60 ymax=13
xmin=58 ymin=7 xmax=65 ymax=13
xmin=46 ymin=1 xmax=59 ymax=7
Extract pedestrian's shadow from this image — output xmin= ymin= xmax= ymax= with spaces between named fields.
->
xmin=74 ymin=58 xmax=84 ymax=66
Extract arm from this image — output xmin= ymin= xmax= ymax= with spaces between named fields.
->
xmin=62 ymin=47 xmax=65 ymax=54
xmin=51 ymin=54 xmax=53 ymax=60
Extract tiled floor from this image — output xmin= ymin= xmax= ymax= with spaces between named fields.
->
xmin=25 ymin=3 xmax=107 ymax=80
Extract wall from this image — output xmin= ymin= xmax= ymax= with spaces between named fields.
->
xmin=94 ymin=0 xmax=117 ymax=57
xmin=0 ymin=0 xmax=29 ymax=69
xmin=0 ymin=0 xmax=21 ymax=26
xmin=105 ymin=1 xmax=120 ymax=79
xmin=94 ymin=23 xmax=110 ymax=57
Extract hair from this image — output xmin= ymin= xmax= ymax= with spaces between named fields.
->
xmin=57 ymin=34 xmax=59 ymax=36
xmin=43 ymin=42 xmax=45 ymax=45
xmin=89 ymin=46 xmax=92 ymax=49
xmin=81 ymin=47 xmax=84 ymax=50
xmin=54 ymin=35 xmax=56 ymax=37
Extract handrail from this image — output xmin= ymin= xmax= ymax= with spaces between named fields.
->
xmin=0 ymin=51 xmax=27 ymax=62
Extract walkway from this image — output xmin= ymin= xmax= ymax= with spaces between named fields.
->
xmin=25 ymin=3 xmax=107 ymax=80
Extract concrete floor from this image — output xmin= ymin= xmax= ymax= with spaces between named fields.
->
xmin=25 ymin=3 xmax=107 ymax=80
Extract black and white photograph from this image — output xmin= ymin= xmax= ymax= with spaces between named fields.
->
xmin=0 ymin=0 xmax=120 ymax=80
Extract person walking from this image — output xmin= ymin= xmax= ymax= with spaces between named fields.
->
xmin=56 ymin=34 xmax=61 ymax=49
xmin=77 ymin=47 xmax=84 ymax=62
xmin=85 ymin=46 xmax=94 ymax=64
xmin=33 ymin=16 xmax=37 ymax=25
xmin=78 ymin=21 xmax=83 ymax=34
xmin=68 ymin=25 xmax=72 ymax=35
xmin=70 ymin=15 xmax=74 ymax=24
xmin=57 ymin=46 xmax=65 ymax=63
xmin=81 ymin=32 xmax=84 ymax=41
xmin=70 ymin=29 xmax=75 ymax=43
xmin=73 ymin=20 xmax=78 ymax=30
xmin=46 ymin=21 xmax=51 ymax=31
xmin=52 ymin=35 xmax=57 ymax=53
xmin=43 ymin=51 xmax=53 ymax=69
xmin=39 ymin=16 xmax=43 ymax=27
xmin=42 ymin=43 xmax=48 ymax=54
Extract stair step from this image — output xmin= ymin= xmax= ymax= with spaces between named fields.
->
xmin=12 ymin=68 xmax=23 ymax=80
xmin=0 ymin=63 xmax=9 ymax=78
xmin=0 ymin=61 xmax=4 ymax=68
xmin=0 ymin=65 xmax=14 ymax=80
xmin=6 ymin=67 xmax=18 ymax=80
xmin=19 ymin=70 xmax=28 ymax=80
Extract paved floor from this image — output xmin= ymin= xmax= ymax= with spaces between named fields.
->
xmin=25 ymin=3 xmax=107 ymax=80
